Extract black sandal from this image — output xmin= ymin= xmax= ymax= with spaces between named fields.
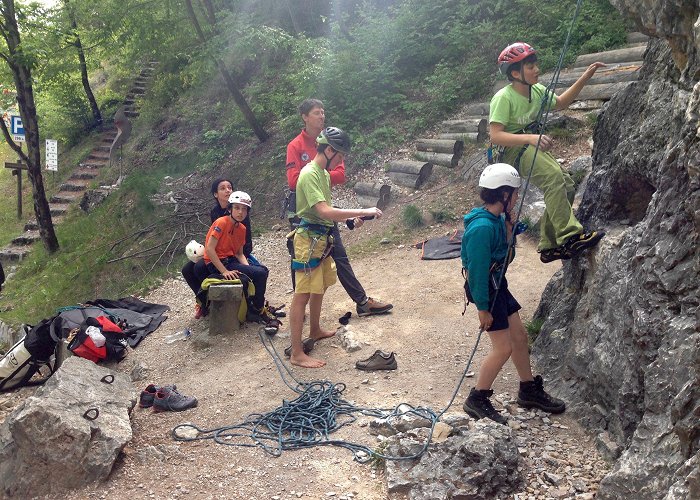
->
xmin=284 ymin=337 xmax=316 ymax=357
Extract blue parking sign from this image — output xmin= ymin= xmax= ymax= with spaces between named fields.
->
xmin=10 ymin=115 xmax=24 ymax=142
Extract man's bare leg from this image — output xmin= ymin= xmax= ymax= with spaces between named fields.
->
xmin=289 ymin=291 xmax=325 ymax=368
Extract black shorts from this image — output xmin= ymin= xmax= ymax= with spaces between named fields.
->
xmin=488 ymin=277 xmax=521 ymax=332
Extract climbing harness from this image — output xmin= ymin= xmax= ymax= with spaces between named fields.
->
xmin=289 ymin=219 xmax=334 ymax=273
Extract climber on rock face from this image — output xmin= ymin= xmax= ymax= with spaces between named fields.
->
xmin=489 ymin=42 xmax=606 ymax=264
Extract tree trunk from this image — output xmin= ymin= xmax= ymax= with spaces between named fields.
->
xmin=284 ymin=0 xmax=301 ymax=34
xmin=0 ymin=0 xmax=58 ymax=253
xmin=184 ymin=0 xmax=268 ymax=142
xmin=65 ymin=0 xmax=102 ymax=128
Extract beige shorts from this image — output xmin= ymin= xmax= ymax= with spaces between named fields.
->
xmin=294 ymin=256 xmax=337 ymax=294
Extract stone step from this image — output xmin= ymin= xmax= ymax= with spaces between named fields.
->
xmin=102 ymin=138 xmax=114 ymax=145
xmin=124 ymin=99 xmax=136 ymax=106
xmin=87 ymin=151 xmax=110 ymax=160
xmin=50 ymin=191 xmax=83 ymax=204
xmin=81 ymin=159 xmax=108 ymax=168
xmin=23 ymin=216 xmax=64 ymax=232
xmin=72 ymin=168 xmax=99 ymax=179
xmin=124 ymin=110 xmax=139 ymax=118
xmin=50 ymin=203 xmax=70 ymax=217
xmin=130 ymin=85 xmax=146 ymax=93
xmin=95 ymin=145 xmax=111 ymax=153
xmin=12 ymin=230 xmax=40 ymax=246
xmin=0 ymin=244 xmax=31 ymax=263
xmin=60 ymin=178 xmax=92 ymax=191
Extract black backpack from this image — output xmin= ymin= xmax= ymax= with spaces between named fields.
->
xmin=0 ymin=318 xmax=59 ymax=392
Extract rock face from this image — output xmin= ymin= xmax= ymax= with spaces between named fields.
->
xmin=383 ymin=419 xmax=521 ymax=499
xmin=0 ymin=356 xmax=136 ymax=497
xmin=532 ymin=2 xmax=699 ymax=500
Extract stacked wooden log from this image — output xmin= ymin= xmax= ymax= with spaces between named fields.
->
xmin=414 ymin=137 xmax=464 ymax=168
xmin=354 ymin=182 xmax=391 ymax=209
xmin=386 ymin=161 xmax=433 ymax=189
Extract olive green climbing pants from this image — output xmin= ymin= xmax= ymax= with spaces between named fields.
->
xmin=503 ymin=145 xmax=582 ymax=251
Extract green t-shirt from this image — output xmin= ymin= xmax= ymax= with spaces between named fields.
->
xmin=295 ymin=160 xmax=333 ymax=227
xmin=489 ymin=83 xmax=557 ymax=133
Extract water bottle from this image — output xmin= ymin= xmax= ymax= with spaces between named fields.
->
xmin=164 ymin=328 xmax=191 ymax=344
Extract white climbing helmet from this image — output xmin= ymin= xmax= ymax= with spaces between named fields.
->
xmin=479 ymin=163 xmax=521 ymax=189
xmin=185 ymin=240 xmax=205 ymax=263
xmin=228 ymin=191 xmax=252 ymax=208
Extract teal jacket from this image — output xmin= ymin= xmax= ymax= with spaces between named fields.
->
xmin=461 ymin=207 xmax=513 ymax=311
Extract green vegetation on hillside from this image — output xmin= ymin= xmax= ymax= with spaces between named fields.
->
xmin=0 ymin=0 xmax=628 ymax=325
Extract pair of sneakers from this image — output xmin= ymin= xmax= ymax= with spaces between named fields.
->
xmin=139 ymin=384 xmax=198 ymax=412
xmin=539 ymin=230 xmax=605 ymax=264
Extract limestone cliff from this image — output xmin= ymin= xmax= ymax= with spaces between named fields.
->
xmin=532 ymin=1 xmax=699 ymax=499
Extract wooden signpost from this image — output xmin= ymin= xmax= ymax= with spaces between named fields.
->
xmin=4 ymin=160 xmax=27 ymax=219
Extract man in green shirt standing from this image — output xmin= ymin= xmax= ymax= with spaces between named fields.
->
xmin=289 ymin=127 xmax=382 ymax=368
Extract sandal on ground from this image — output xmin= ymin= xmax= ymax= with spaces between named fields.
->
xmin=284 ymin=337 xmax=316 ymax=357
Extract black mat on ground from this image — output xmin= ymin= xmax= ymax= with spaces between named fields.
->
xmin=55 ymin=297 xmax=169 ymax=348
xmin=415 ymin=230 xmax=463 ymax=260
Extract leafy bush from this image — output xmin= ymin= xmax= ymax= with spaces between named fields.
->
xmin=525 ymin=317 xmax=545 ymax=346
xmin=402 ymin=204 xmax=422 ymax=228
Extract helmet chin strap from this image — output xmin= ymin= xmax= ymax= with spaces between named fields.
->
xmin=323 ymin=149 xmax=338 ymax=169
xmin=502 ymin=191 xmax=514 ymax=221
xmin=511 ymin=68 xmax=533 ymax=103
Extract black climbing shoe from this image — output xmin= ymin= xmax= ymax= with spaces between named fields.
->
xmin=517 ymin=375 xmax=566 ymax=414
xmin=564 ymin=230 xmax=605 ymax=254
xmin=463 ymin=388 xmax=508 ymax=425
xmin=539 ymin=246 xmax=572 ymax=264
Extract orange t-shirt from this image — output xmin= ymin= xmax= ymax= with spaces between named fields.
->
xmin=203 ymin=216 xmax=247 ymax=263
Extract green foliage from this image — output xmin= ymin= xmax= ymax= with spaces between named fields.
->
xmin=430 ymin=208 xmax=457 ymax=223
xmin=525 ymin=317 xmax=545 ymax=346
xmin=402 ymin=204 xmax=422 ymax=228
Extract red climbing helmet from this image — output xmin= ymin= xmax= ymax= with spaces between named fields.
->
xmin=498 ymin=42 xmax=536 ymax=76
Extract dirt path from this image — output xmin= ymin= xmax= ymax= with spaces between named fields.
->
xmin=61 ymin=218 xmax=610 ymax=500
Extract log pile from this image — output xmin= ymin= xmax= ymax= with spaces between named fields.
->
xmin=386 ymin=161 xmax=433 ymax=189
xmin=354 ymin=181 xmax=391 ymax=209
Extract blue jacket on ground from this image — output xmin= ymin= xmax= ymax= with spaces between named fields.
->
xmin=461 ymin=207 xmax=513 ymax=311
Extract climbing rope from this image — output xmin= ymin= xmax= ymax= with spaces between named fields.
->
xmin=173 ymin=330 xmax=440 ymax=462
xmin=172 ymin=0 xmax=586 ymax=462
